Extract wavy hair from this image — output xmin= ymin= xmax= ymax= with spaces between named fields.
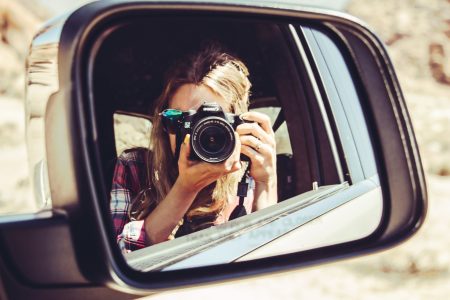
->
xmin=131 ymin=45 xmax=251 ymax=227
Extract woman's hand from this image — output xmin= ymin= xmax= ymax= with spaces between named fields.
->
xmin=145 ymin=133 xmax=242 ymax=244
xmin=175 ymin=134 xmax=242 ymax=195
xmin=237 ymin=112 xmax=277 ymax=185
xmin=237 ymin=111 xmax=277 ymax=209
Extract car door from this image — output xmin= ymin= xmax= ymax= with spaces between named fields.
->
xmin=235 ymin=25 xmax=383 ymax=260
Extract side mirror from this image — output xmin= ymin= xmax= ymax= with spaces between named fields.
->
xmin=1 ymin=1 xmax=426 ymax=296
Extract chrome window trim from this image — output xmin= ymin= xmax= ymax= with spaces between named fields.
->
xmin=164 ymin=177 xmax=379 ymax=270
xmin=126 ymin=183 xmax=347 ymax=271
xmin=288 ymin=24 xmax=344 ymax=183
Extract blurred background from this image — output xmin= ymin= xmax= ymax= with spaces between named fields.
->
xmin=0 ymin=0 xmax=449 ymax=298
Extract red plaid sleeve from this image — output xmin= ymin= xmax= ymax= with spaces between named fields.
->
xmin=110 ymin=149 xmax=149 ymax=252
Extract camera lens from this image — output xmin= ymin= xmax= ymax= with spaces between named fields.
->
xmin=191 ymin=117 xmax=235 ymax=163
xmin=199 ymin=125 xmax=227 ymax=154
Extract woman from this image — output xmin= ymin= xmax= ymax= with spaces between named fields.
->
xmin=110 ymin=46 xmax=277 ymax=252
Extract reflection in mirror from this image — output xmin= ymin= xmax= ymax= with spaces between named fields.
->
xmin=94 ymin=17 xmax=382 ymax=272
xmin=113 ymin=113 xmax=152 ymax=156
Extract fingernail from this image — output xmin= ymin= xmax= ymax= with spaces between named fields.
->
xmin=184 ymin=134 xmax=190 ymax=144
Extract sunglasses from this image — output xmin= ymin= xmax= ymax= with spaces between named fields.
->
xmin=160 ymin=109 xmax=187 ymax=134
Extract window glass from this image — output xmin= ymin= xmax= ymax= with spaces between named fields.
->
xmin=113 ymin=113 xmax=152 ymax=156
xmin=251 ymin=106 xmax=292 ymax=155
xmin=303 ymin=27 xmax=377 ymax=181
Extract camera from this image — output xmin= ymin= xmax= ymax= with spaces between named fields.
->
xmin=162 ymin=102 xmax=248 ymax=163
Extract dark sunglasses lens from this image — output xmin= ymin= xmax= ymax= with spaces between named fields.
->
xmin=161 ymin=109 xmax=182 ymax=134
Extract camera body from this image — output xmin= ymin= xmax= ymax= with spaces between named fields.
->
xmin=170 ymin=102 xmax=247 ymax=163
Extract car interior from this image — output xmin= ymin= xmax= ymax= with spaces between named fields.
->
xmin=91 ymin=17 xmax=343 ymax=207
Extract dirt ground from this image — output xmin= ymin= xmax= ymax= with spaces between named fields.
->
xmin=0 ymin=96 xmax=34 ymax=213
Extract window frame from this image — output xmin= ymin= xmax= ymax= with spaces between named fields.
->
xmin=298 ymin=25 xmax=378 ymax=183
xmin=114 ymin=21 xmax=382 ymax=269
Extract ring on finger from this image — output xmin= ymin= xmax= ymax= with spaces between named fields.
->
xmin=256 ymin=140 xmax=263 ymax=151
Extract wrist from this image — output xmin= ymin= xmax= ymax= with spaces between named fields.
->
xmin=174 ymin=177 xmax=201 ymax=196
xmin=255 ymin=176 xmax=277 ymax=190
xmin=253 ymin=176 xmax=278 ymax=211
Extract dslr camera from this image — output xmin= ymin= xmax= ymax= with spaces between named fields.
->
xmin=161 ymin=102 xmax=248 ymax=163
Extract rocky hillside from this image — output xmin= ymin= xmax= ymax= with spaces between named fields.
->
xmin=347 ymin=0 xmax=450 ymax=175
xmin=0 ymin=0 xmax=43 ymax=98
xmin=0 ymin=0 xmax=45 ymax=213
xmin=347 ymin=0 xmax=450 ymax=86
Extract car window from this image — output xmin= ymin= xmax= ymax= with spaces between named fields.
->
xmin=302 ymin=26 xmax=377 ymax=182
xmin=87 ymin=18 xmax=383 ymax=271
xmin=113 ymin=113 xmax=151 ymax=156
xmin=251 ymin=106 xmax=293 ymax=155
xmin=113 ymin=109 xmax=292 ymax=157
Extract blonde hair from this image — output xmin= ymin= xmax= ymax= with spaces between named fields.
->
xmin=133 ymin=46 xmax=251 ymax=227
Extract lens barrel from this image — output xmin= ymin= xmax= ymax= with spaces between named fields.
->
xmin=190 ymin=116 xmax=235 ymax=163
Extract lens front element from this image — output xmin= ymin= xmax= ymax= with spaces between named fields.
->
xmin=199 ymin=125 xmax=227 ymax=154
xmin=191 ymin=117 xmax=235 ymax=163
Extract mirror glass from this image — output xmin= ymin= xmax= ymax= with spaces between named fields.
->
xmin=93 ymin=16 xmax=382 ymax=271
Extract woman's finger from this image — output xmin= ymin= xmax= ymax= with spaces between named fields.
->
xmin=241 ymin=142 xmax=275 ymax=161
xmin=233 ymin=132 xmax=242 ymax=160
xmin=241 ymin=111 xmax=274 ymax=135
xmin=230 ymin=133 xmax=242 ymax=172
xmin=240 ymin=135 xmax=274 ymax=155
xmin=236 ymin=123 xmax=275 ymax=147
xmin=224 ymin=136 xmax=242 ymax=173
xmin=206 ymin=159 xmax=239 ymax=175
xmin=178 ymin=134 xmax=191 ymax=165
xmin=240 ymin=144 xmax=265 ymax=165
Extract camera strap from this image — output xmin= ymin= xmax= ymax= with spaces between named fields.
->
xmin=174 ymin=132 xmax=185 ymax=162
xmin=229 ymin=162 xmax=251 ymax=220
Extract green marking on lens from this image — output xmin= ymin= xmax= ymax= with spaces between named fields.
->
xmin=162 ymin=109 xmax=182 ymax=119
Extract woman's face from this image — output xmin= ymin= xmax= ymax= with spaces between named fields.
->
xmin=168 ymin=83 xmax=230 ymax=154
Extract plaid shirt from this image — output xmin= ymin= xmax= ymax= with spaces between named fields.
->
xmin=110 ymin=148 xmax=255 ymax=253
xmin=110 ymin=148 xmax=149 ymax=252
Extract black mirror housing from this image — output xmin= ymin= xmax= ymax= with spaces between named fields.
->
xmin=0 ymin=0 xmax=426 ymax=297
